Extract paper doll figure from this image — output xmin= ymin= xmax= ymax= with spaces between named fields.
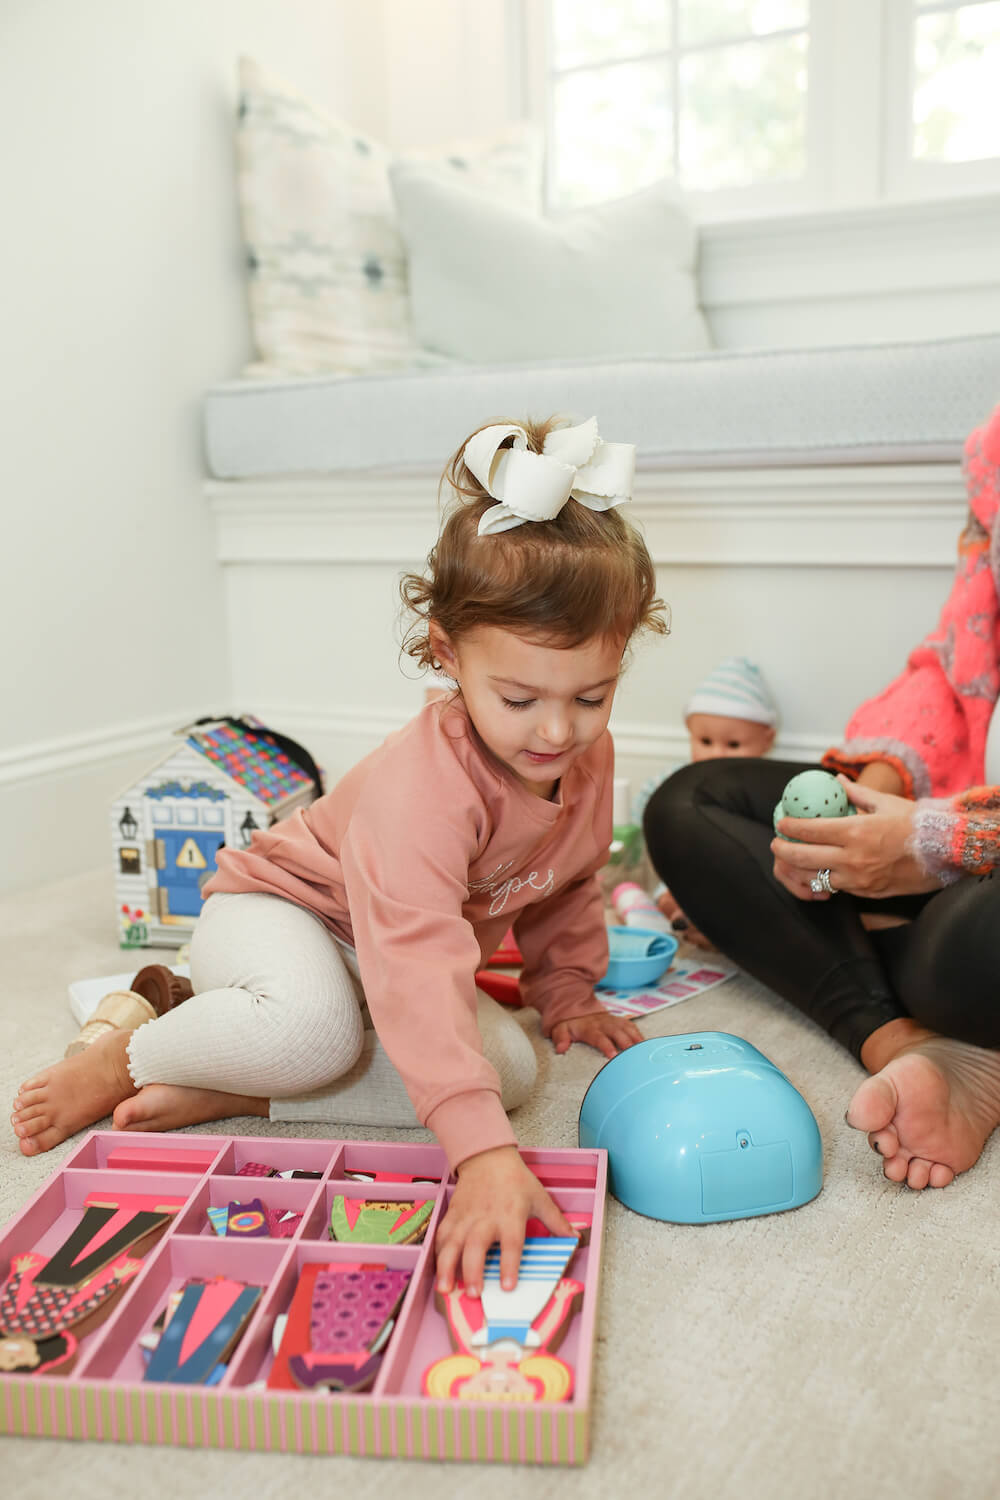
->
xmin=423 ymin=1275 xmax=584 ymax=1403
xmin=0 ymin=1251 xmax=144 ymax=1342
xmin=470 ymin=1237 xmax=578 ymax=1348
xmin=0 ymin=1329 xmax=77 ymax=1376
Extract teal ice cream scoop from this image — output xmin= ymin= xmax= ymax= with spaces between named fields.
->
xmin=773 ymin=769 xmax=857 ymax=841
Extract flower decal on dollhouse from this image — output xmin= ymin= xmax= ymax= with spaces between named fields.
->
xmin=119 ymin=903 xmax=148 ymax=948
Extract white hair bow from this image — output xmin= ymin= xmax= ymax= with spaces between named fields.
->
xmin=463 ymin=417 xmax=635 ymax=537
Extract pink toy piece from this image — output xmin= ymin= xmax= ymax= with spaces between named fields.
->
xmin=106 ymin=1147 xmax=218 ymax=1174
xmin=343 ymin=1169 xmax=439 ymax=1185
xmin=236 ymin=1162 xmax=280 ymax=1179
xmin=266 ymin=1209 xmax=302 ymax=1239
xmin=527 ymin=1162 xmax=597 ymax=1188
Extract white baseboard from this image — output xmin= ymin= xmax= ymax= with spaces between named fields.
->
xmin=0 ymin=713 xmax=195 ymax=896
xmin=0 ymin=700 xmax=835 ymax=897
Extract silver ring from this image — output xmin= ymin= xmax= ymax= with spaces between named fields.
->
xmin=810 ymin=868 xmax=836 ymax=895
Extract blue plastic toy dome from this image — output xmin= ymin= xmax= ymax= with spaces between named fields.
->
xmin=579 ymin=1032 xmax=822 ymax=1223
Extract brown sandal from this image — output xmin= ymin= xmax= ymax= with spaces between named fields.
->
xmin=129 ymin=965 xmax=195 ymax=1016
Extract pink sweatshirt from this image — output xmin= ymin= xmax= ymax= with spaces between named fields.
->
xmin=204 ymin=699 xmax=612 ymax=1168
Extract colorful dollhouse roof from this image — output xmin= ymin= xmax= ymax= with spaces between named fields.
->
xmin=185 ymin=718 xmax=315 ymax=809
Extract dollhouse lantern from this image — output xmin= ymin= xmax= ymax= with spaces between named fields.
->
xmin=110 ymin=717 xmax=320 ymax=949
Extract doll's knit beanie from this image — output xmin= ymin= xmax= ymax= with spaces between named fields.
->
xmin=684 ymin=656 xmax=778 ymax=728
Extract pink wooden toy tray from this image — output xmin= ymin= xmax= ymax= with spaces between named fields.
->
xmin=0 ymin=1131 xmax=607 ymax=1465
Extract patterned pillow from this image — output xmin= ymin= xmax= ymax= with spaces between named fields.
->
xmin=236 ymin=58 xmax=543 ymax=376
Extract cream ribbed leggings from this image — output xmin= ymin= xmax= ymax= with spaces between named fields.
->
xmin=126 ymin=892 xmax=538 ymax=1127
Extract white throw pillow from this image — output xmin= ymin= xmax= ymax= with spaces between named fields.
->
xmin=235 ymin=58 xmax=543 ymax=376
xmin=389 ymin=163 xmax=711 ymax=363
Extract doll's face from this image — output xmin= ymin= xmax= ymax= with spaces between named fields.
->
xmin=687 ymin=712 xmax=775 ymax=762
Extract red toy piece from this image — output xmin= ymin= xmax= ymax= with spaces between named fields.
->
xmin=475 ymin=970 xmax=522 ymax=1006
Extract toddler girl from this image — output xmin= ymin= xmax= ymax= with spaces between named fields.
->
xmin=12 ymin=415 xmax=668 ymax=1296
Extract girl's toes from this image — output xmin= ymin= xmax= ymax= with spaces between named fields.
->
xmin=905 ymin=1158 xmax=932 ymax=1190
xmin=112 ymin=1097 xmax=147 ymax=1130
xmin=14 ymin=1111 xmax=52 ymax=1139
xmin=20 ymin=1126 xmax=64 ymax=1157
xmin=868 ymin=1127 xmax=899 ymax=1159
xmin=14 ymin=1086 xmax=47 ymax=1110
xmin=928 ymin=1162 xmax=955 ymax=1188
xmin=12 ymin=1103 xmax=49 ymax=1126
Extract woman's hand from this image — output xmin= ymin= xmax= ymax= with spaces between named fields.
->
xmin=771 ymin=775 xmax=939 ymax=901
xmin=550 ymin=1008 xmax=643 ymax=1057
xmin=435 ymin=1145 xmax=576 ymax=1298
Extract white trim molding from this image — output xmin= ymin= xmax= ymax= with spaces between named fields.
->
xmin=206 ymin=462 xmax=966 ymax=571
xmin=0 ymin=712 xmax=195 ymax=788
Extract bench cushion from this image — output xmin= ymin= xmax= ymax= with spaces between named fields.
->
xmin=203 ymin=332 xmax=1000 ymax=479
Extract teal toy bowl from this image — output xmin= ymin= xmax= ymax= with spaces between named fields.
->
xmin=598 ymin=927 xmax=678 ymax=990
xmin=579 ymin=1032 xmax=823 ymax=1223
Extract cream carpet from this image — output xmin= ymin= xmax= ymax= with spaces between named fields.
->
xmin=2 ymin=869 xmax=999 ymax=1500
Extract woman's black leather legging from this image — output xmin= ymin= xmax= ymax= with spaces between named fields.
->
xmin=643 ymin=758 xmax=1000 ymax=1060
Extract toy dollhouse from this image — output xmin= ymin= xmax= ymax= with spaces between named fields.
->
xmin=110 ymin=717 xmax=319 ymax=949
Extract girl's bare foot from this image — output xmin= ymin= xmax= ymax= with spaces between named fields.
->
xmin=11 ymin=1030 xmax=138 ymax=1156
xmin=113 ymin=1084 xmax=268 ymax=1133
xmin=847 ymin=1021 xmax=1000 ymax=1189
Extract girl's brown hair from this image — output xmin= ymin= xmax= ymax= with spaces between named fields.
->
xmin=400 ymin=416 xmax=669 ymax=670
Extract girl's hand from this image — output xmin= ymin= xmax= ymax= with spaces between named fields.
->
xmin=771 ymin=775 xmax=939 ymax=900
xmin=435 ymin=1145 xmax=575 ymax=1298
xmin=550 ymin=1008 xmax=643 ymax=1057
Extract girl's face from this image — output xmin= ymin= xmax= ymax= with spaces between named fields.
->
xmin=430 ymin=625 xmax=624 ymax=798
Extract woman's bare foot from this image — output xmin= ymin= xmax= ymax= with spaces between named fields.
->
xmin=113 ymin=1084 xmax=268 ymax=1133
xmin=11 ymin=1030 xmax=138 ymax=1156
xmin=847 ymin=1020 xmax=1000 ymax=1189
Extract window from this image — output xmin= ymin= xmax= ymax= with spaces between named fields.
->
xmin=529 ymin=0 xmax=1000 ymax=218
xmin=885 ymin=0 xmax=1000 ymax=197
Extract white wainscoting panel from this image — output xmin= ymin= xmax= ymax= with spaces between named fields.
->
xmin=206 ymin=462 xmax=965 ymax=794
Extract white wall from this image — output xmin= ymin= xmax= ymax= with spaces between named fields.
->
xmin=0 ymin=0 xmax=393 ymax=892
xmin=1 ymin=0 xmax=996 ymax=896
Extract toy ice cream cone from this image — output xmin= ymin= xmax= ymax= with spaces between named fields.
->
xmin=64 ymin=966 xmax=195 ymax=1057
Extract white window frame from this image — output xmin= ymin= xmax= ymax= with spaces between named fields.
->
xmin=516 ymin=0 xmax=1000 ymax=221
xmin=884 ymin=0 xmax=1000 ymax=200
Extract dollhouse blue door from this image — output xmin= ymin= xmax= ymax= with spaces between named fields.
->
xmin=158 ymin=830 xmax=224 ymax=917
